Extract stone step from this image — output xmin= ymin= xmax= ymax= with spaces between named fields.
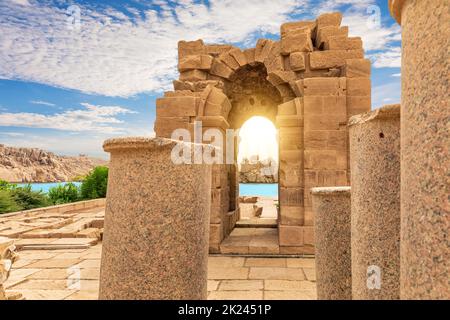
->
xmin=15 ymin=238 xmax=98 ymax=250
xmin=236 ymin=218 xmax=278 ymax=228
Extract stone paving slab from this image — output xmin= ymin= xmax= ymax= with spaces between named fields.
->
xmin=1 ymin=199 xmax=317 ymax=300
xmin=220 ymin=227 xmax=281 ymax=255
xmin=4 ymin=243 xmax=317 ymax=300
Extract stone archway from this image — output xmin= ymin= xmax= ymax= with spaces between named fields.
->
xmin=154 ymin=11 xmax=372 ymax=254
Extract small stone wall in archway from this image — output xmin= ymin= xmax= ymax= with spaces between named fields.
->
xmin=154 ymin=11 xmax=371 ymax=254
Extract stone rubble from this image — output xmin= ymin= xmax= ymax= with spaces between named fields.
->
xmin=0 ymin=237 xmax=20 ymax=300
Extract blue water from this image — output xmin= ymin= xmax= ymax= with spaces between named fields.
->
xmin=15 ymin=182 xmax=82 ymax=193
xmin=239 ymin=183 xmax=278 ymax=197
xmin=15 ymin=182 xmax=276 ymax=196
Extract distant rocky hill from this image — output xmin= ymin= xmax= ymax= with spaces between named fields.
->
xmin=0 ymin=144 xmax=108 ymax=183
xmin=239 ymin=158 xmax=278 ymax=183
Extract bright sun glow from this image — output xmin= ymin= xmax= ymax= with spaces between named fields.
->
xmin=237 ymin=116 xmax=278 ymax=164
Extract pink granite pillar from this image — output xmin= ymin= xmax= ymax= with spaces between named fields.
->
xmin=311 ymin=187 xmax=352 ymax=300
xmin=349 ymin=104 xmax=400 ymax=300
xmin=99 ymin=137 xmax=212 ymax=300
xmin=389 ymin=0 xmax=449 ymax=299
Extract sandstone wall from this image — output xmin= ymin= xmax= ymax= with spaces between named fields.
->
xmin=154 ymin=12 xmax=372 ymax=253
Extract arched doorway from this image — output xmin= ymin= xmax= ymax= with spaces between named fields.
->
xmin=155 ymin=28 xmax=368 ymax=254
xmin=237 ymin=116 xmax=278 ymax=226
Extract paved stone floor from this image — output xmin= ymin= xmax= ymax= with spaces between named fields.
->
xmin=2 ymin=202 xmax=317 ymax=300
xmin=4 ymin=243 xmax=317 ymax=300
xmin=220 ymin=228 xmax=280 ymax=255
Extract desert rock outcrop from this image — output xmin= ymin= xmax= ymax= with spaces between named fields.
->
xmin=0 ymin=144 xmax=107 ymax=183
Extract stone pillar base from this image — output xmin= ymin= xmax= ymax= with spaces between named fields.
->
xmin=99 ymin=137 xmax=212 ymax=300
xmin=311 ymin=186 xmax=351 ymax=300
xmin=349 ymin=104 xmax=400 ymax=300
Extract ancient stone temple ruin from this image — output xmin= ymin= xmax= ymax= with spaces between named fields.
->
xmin=154 ymin=12 xmax=371 ymax=253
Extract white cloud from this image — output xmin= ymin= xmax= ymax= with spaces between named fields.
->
xmin=30 ymin=100 xmax=56 ymax=107
xmin=0 ymin=0 xmax=402 ymax=98
xmin=0 ymin=133 xmax=109 ymax=158
xmin=0 ymin=132 xmax=25 ymax=137
xmin=8 ymin=0 xmax=30 ymax=6
xmin=0 ymin=126 xmax=155 ymax=158
xmin=391 ymin=73 xmax=401 ymax=77
xmin=0 ymin=0 xmax=309 ymax=97
xmin=0 ymin=103 xmax=137 ymax=133
xmin=313 ymin=0 xmax=376 ymax=14
xmin=372 ymin=81 xmax=401 ymax=109
xmin=369 ymin=47 xmax=401 ymax=68
xmin=343 ymin=14 xmax=401 ymax=52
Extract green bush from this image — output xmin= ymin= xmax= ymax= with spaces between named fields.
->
xmin=10 ymin=184 xmax=50 ymax=210
xmin=80 ymin=166 xmax=108 ymax=200
xmin=0 ymin=180 xmax=14 ymax=191
xmin=48 ymin=183 xmax=80 ymax=205
xmin=0 ymin=189 xmax=21 ymax=213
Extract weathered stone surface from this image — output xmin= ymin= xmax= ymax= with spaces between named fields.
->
xmin=199 ymin=86 xmax=231 ymax=118
xmin=303 ymin=77 xmax=346 ymax=96
xmin=277 ymin=100 xmax=297 ymax=116
xmin=279 ymin=149 xmax=303 ymax=188
xmin=254 ymin=39 xmax=268 ymax=61
xmin=265 ymin=55 xmax=284 ymax=74
xmin=243 ymin=48 xmax=256 ymax=65
xmin=347 ymin=95 xmax=371 ymax=117
xmin=210 ymin=59 xmax=233 ymax=79
xmin=279 ymin=226 xmax=303 ymax=247
xmin=281 ymin=30 xmax=314 ymax=55
xmin=389 ymin=0 xmax=450 ymax=300
xmin=343 ymin=58 xmax=371 ymax=78
xmin=325 ymin=36 xmax=362 ymax=50
xmin=219 ymin=52 xmax=240 ymax=70
xmin=156 ymin=96 xmax=198 ymax=117
xmin=179 ymin=69 xmax=208 ymax=81
xmin=316 ymin=12 xmax=343 ymax=28
xmin=289 ymin=52 xmax=306 ymax=71
xmin=311 ymin=187 xmax=351 ymax=300
xmin=279 ymin=127 xmax=303 ymax=149
xmin=346 ymin=78 xmax=371 ymax=96
xmin=349 ymin=104 xmax=401 ymax=300
xmin=178 ymin=54 xmax=213 ymax=72
xmin=276 ymin=84 xmax=295 ymax=100
xmin=281 ymin=20 xmax=316 ymax=38
xmin=279 ymin=206 xmax=304 ymax=226
xmin=205 ymin=44 xmax=233 ymax=56
xmin=100 ymin=138 xmax=212 ymax=300
xmin=154 ymin=116 xmax=190 ymax=138
xmin=267 ymin=70 xmax=297 ymax=86
xmin=280 ymin=187 xmax=304 ymax=207
xmin=316 ymin=26 xmax=348 ymax=48
xmin=304 ymin=95 xmax=346 ymax=116
xmin=1 ymin=237 xmax=18 ymax=300
xmin=276 ymin=115 xmax=303 ymax=128
xmin=209 ymin=223 xmax=224 ymax=252
xmin=309 ymin=49 xmax=364 ymax=69
xmin=178 ymin=39 xmax=205 ymax=58
xmin=229 ymin=48 xmax=247 ymax=67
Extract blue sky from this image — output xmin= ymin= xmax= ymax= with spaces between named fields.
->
xmin=0 ymin=0 xmax=401 ymax=158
